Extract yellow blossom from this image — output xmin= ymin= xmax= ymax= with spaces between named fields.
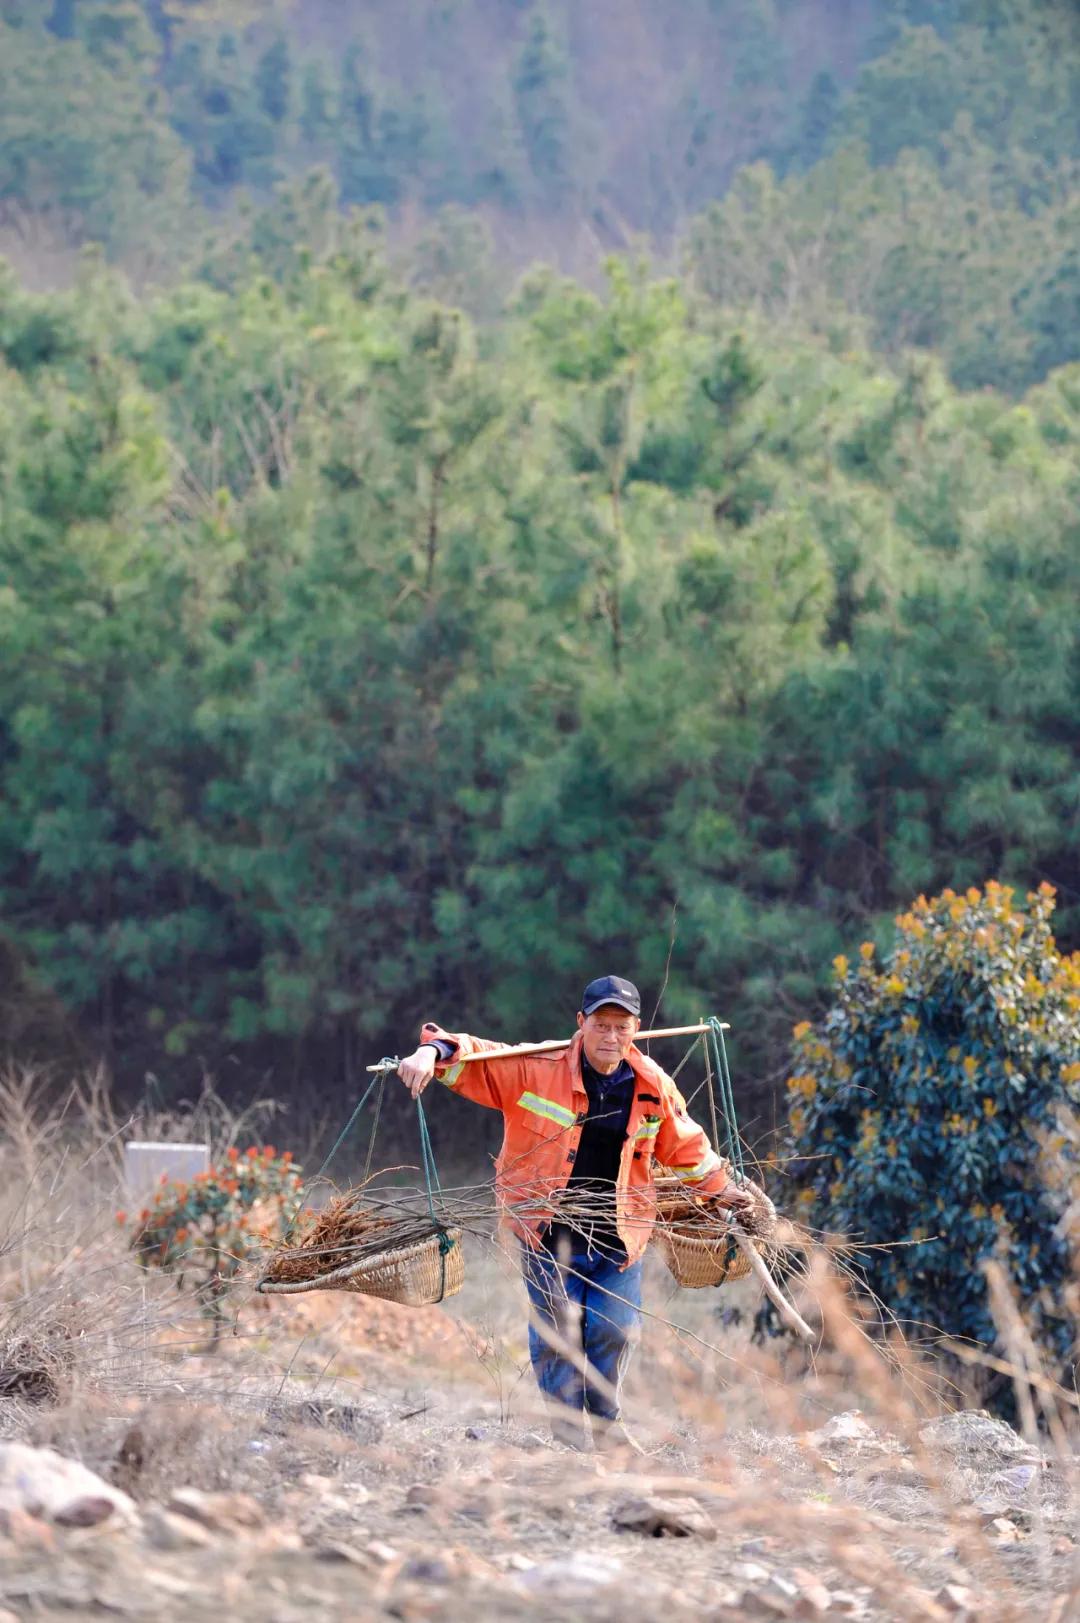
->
xmin=962 ymin=1055 xmax=978 ymax=1077
xmin=793 ymin=1020 xmax=811 ymax=1041
xmin=788 ymin=1074 xmax=817 ymax=1100
xmin=859 ymin=941 xmax=875 ymax=961
xmin=833 ymin=954 xmax=849 ymax=979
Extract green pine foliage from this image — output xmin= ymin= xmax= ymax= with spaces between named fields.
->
xmin=1 ymin=222 xmax=1079 ymax=1107
xmin=785 ymin=883 xmax=1080 ymax=1386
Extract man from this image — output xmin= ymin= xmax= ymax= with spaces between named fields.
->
xmin=397 ymin=975 xmax=754 ymax=1451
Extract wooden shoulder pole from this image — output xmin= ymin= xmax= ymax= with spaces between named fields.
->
xmin=369 ymin=1022 xmax=728 ymax=1071
xmin=439 ymin=1021 xmax=728 ymax=1066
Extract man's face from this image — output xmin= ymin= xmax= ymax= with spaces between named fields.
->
xmin=576 ymin=1004 xmax=640 ymax=1075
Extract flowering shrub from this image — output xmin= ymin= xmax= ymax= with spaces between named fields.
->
xmin=118 ymin=1146 xmax=302 ymax=1330
xmin=784 ymin=882 xmax=1080 ymax=1400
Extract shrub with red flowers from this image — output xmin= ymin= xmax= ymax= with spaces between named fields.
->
xmin=119 ymin=1146 xmax=302 ymax=1332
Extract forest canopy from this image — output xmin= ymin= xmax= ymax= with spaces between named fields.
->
xmin=2 ymin=1 xmax=1080 ymax=388
xmin=0 ymin=1 xmax=1078 ymax=1115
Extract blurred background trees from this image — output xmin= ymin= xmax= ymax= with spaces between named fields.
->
xmin=0 ymin=1 xmax=1078 ymax=1132
xmin=3 ymin=1 xmax=1080 ymax=388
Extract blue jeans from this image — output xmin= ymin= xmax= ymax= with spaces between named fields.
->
xmin=521 ymin=1236 xmax=643 ymax=1422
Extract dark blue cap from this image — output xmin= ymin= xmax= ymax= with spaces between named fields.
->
xmin=581 ymin=975 xmax=641 ymax=1018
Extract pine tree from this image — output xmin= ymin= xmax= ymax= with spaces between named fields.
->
xmin=255 ymin=34 xmax=290 ymax=126
xmin=513 ymin=6 xmax=572 ymax=199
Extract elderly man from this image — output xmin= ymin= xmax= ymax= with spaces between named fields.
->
xmin=397 ymin=975 xmax=754 ymax=1450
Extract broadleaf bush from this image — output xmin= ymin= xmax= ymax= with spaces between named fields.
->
xmin=785 ymin=882 xmax=1080 ymax=1398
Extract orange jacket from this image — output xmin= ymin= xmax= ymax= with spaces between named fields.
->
xmin=421 ymin=1023 xmax=730 ymax=1267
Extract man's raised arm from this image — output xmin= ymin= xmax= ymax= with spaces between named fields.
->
xmin=396 ymin=1022 xmax=521 ymax=1111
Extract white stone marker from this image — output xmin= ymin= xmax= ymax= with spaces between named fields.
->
xmin=124 ymin=1141 xmax=210 ymax=1204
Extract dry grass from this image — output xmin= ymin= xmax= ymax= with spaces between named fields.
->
xmin=0 ymin=1066 xmax=1077 ymax=1621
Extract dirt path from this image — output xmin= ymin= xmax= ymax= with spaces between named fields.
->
xmin=1 ymin=1275 xmax=1075 ymax=1622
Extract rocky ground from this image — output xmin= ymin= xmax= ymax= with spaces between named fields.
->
xmin=0 ymin=1246 xmax=1076 ymax=1623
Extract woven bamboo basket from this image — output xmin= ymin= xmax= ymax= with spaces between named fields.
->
xmin=653 ymin=1176 xmax=775 ymax=1289
xmin=654 ymin=1224 xmax=753 ymax=1287
xmin=257 ymin=1226 xmax=464 ymax=1305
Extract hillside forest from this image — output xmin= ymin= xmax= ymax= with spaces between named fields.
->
xmin=1 ymin=0 xmax=1079 ymax=1131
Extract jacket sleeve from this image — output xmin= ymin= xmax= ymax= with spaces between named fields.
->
xmin=419 ymin=1022 xmax=522 ymax=1113
xmin=652 ymin=1066 xmax=730 ymax=1197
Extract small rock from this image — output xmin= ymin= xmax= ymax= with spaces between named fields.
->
xmin=733 ymin=1562 xmax=772 ymax=1585
xmin=611 ymin=1494 xmax=715 ymax=1539
xmin=143 ymin=1508 xmax=216 ymax=1552
xmin=464 ymin=1426 xmax=487 ymax=1441
xmin=919 ymin=1411 xmax=1040 ymax=1466
xmin=400 ymin=1554 xmax=456 ymax=1584
xmin=253 ymin=1524 xmax=303 ymax=1555
xmin=936 ymin=1583 xmax=979 ymax=1616
xmin=790 ymin=1568 xmax=832 ymax=1615
xmin=805 ymin=1412 xmax=887 ymax=1452
xmin=0 ymin=1506 xmax=55 ymax=1549
xmin=168 ymin=1487 xmax=264 ymax=1532
xmin=314 ymin=1540 xmax=371 ymax=1566
xmin=739 ymin=1588 xmax=794 ymax=1619
xmin=506 ymin=1553 xmax=535 ymax=1572
xmin=985 ymin=1463 xmax=1037 ymax=1499
xmin=988 ymin=1517 xmax=1023 ymax=1543
xmin=823 ymin=1594 xmax=861 ymax=1617
xmin=0 ymin=1443 xmax=136 ymax=1530
xmin=520 ymin=1552 xmax=623 ymax=1594
xmin=367 ymin=1540 xmax=400 ymax=1564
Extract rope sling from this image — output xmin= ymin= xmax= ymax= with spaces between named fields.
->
xmin=256 ymin=1019 xmax=814 ymax=1340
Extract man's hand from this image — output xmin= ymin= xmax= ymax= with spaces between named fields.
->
xmin=710 ymin=1182 xmax=758 ymax=1222
xmin=398 ymin=1044 xmax=439 ymax=1099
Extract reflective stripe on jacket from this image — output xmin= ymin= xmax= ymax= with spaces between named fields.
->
xmin=420 ymin=1023 xmax=729 ymax=1267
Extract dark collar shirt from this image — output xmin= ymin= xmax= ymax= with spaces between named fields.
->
xmin=549 ymin=1052 xmax=636 ymax=1258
